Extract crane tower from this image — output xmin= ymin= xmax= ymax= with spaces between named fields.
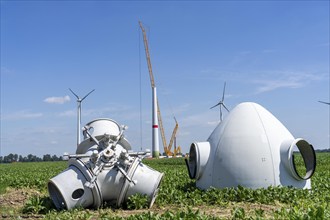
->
xmin=139 ymin=21 xmax=180 ymax=157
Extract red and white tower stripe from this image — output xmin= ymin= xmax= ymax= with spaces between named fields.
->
xmin=152 ymin=87 xmax=160 ymax=158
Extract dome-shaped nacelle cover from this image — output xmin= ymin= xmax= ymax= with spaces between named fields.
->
xmin=203 ymin=102 xmax=314 ymax=190
xmin=210 ymin=102 xmax=277 ymax=188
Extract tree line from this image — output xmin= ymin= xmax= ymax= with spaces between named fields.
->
xmin=0 ymin=153 xmax=63 ymax=163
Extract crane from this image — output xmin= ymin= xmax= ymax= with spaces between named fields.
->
xmin=165 ymin=117 xmax=182 ymax=157
xmin=139 ymin=21 xmax=166 ymax=155
xmin=139 ymin=21 xmax=178 ymax=156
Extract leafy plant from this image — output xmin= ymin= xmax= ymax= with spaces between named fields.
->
xmin=22 ymin=195 xmax=54 ymax=214
xmin=231 ymin=207 xmax=246 ymax=219
xmin=1 ymin=153 xmax=330 ymax=219
xmin=126 ymin=193 xmax=149 ymax=210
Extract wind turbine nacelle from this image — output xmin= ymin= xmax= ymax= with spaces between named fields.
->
xmin=48 ymin=156 xmax=163 ymax=210
xmin=186 ymin=102 xmax=316 ymax=189
xmin=48 ymin=118 xmax=163 ymax=210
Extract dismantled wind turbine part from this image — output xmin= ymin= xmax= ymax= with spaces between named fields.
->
xmin=48 ymin=118 xmax=163 ymax=210
xmin=187 ymin=102 xmax=316 ymax=190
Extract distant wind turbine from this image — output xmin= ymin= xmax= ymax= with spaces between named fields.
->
xmin=318 ymin=101 xmax=330 ymax=105
xmin=210 ymin=82 xmax=229 ymax=121
xmin=69 ymin=88 xmax=95 ymax=146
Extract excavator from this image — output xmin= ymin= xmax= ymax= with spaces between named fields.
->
xmin=139 ymin=21 xmax=181 ymax=157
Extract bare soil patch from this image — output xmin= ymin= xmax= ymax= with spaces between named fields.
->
xmin=0 ymin=188 xmax=40 ymax=208
xmin=0 ymin=188 xmax=42 ymax=219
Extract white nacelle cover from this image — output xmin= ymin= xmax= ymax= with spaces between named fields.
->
xmin=187 ymin=102 xmax=316 ymax=190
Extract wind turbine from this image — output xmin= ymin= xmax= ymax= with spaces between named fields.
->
xmin=210 ymin=82 xmax=229 ymax=121
xmin=318 ymin=101 xmax=330 ymax=105
xmin=69 ymin=88 xmax=95 ymax=146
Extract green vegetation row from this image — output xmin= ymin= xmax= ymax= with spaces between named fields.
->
xmin=0 ymin=153 xmax=329 ymax=219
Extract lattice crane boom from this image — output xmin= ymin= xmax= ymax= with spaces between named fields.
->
xmin=166 ymin=117 xmax=179 ymax=155
xmin=139 ymin=21 xmax=155 ymax=88
xmin=139 ymin=21 xmax=168 ymax=153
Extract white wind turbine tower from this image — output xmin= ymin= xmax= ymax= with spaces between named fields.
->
xmin=69 ymin=88 xmax=95 ymax=146
xmin=210 ymin=82 xmax=229 ymax=121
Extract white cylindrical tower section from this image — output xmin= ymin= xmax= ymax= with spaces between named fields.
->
xmin=186 ymin=142 xmax=211 ymax=180
xmin=152 ymin=87 xmax=160 ymax=158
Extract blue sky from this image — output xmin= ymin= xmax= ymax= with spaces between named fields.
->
xmin=1 ymin=1 xmax=329 ymax=157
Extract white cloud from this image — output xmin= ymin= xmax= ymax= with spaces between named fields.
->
xmin=44 ymin=95 xmax=70 ymax=104
xmin=239 ymin=51 xmax=252 ymax=55
xmin=2 ymin=110 xmax=43 ymax=120
xmin=59 ymin=110 xmax=75 ymax=117
xmin=317 ymin=42 xmax=329 ymax=47
xmin=1 ymin=66 xmax=15 ymax=75
xmin=252 ymin=71 xmax=328 ymax=94
xmin=262 ymin=49 xmax=276 ymax=53
xmin=254 ymin=79 xmax=302 ymax=93
xmin=207 ymin=120 xmax=219 ymax=126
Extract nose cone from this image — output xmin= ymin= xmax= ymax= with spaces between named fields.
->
xmin=190 ymin=102 xmax=316 ymax=190
xmin=211 ymin=102 xmax=288 ymax=188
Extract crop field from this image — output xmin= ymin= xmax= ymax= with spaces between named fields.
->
xmin=0 ymin=153 xmax=329 ymax=219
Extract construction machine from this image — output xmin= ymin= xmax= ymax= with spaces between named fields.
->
xmin=139 ymin=21 xmax=180 ymax=157
xmin=165 ymin=117 xmax=181 ymax=157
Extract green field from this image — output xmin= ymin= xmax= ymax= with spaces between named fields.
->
xmin=0 ymin=153 xmax=329 ymax=219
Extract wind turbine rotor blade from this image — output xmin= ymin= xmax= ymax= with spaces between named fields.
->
xmin=69 ymin=88 xmax=79 ymax=99
xmin=81 ymin=89 xmax=95 ymax=101
xmin=318 ymin=101 xmax=330 ymax=105
xmin=222 ymin=82 xmax=226 ymax=102
xmin=210 ymin=102 xmax=221 ymax=109
xmin=222 ymin=103 xmax=230 ymax=112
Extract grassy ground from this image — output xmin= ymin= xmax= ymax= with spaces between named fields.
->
xmin=0 ymin=153 xmax=329 ymax=219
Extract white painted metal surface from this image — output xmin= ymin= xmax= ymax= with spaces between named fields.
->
xmin=152 ymin=87 xmax=160 ymax=158
xmin=48 ymin=118 xmax=163 ymax=210
xmin=82 ymin=118 xmax=121 ymax=140
xmin=77 ymin=118 xmax=131 ymax=154
xmin=186 ymin=102 xmax=316 ymax=190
